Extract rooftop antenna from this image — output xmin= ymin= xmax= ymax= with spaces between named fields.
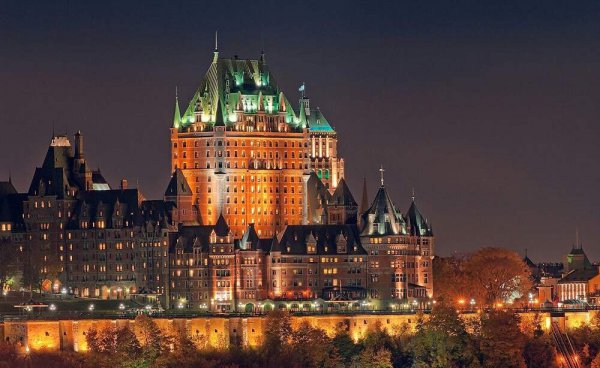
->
xmin=8 ymin=169 xmax=12 ymax=184
xmin=411 ymin=187 xmax=415 ymax=202
xmin=379 ymin=165 xmax=385 ymax=187
xmin=575 ymin=227 xmax=580 ymax=249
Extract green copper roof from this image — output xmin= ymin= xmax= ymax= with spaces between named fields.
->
xmin=174 ymin=53 xmax=338 ymax=133
xmin=307 ymin=107 xmax=334 ymax=132
xmin=173 ymin=96 xmax=181 ymax=128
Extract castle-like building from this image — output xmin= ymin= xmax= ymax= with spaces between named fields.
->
xmin=0 ymin=47 xmax=434 ymax=312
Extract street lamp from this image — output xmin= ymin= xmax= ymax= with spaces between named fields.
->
xmin=49 ymin=304 xmax=57 ymax=311
xmin=88 ymin=304 xmax=95 ymax=312
xmin=118 ymin=303 xmax=125 ymax=311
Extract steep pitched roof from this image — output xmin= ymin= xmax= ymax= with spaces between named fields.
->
xmin=331 ymin=178 xmax=357 ymax=207
xmin=0 ymin=181 xmax=17 ymax=196
xmin=406 ymin=200 xmax=433 ymax=236
xmin=164 ymin=169 xmax=192 ymax=197
xmin=360 ymin=185 xmax=406 ymax=236
xmin=169 ymin=225 xmax=215 ymax=253
xmin=277 ymin=224 xmax=366 ymax=255
xmin=176 ymin=55 xmax=300 ymax=130
xmin=305 ymin=107 xmax=334 ymax=132
xmin=214 ymin=213 xmax=230 ymax=237
xmin=238 ymin=223 xmax=262 ymax=250
xmin=173 ymin=95 xmax=181 ymax=128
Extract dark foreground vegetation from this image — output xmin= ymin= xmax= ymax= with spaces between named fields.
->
xmin=1 ymin=307 xmax=600 ymax=368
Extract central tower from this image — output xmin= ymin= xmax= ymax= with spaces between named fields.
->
xmin=170 ymin=48 xmax=344 ymax=237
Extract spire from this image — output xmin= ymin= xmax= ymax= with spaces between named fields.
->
xmin=359 ymin=176 xmax=369 ymax=215
xmin=298 ymin=96 xmax=307 ymax=128
xmin=8 ymin=169 xmax=12 ymax=184
xmin=411 ymin=188 xmax=415 ymax=202
xmin=213 ymin=30 xmax=219 ymax=63
xmin=214 ymin=100 xmax=225 ymax=126
xmin=260 ymin=49 xmax=266 ymax=63
xmin=173 ymin=88 xmax=181 ymax=128
xmin=379 ymin=165 xmax=385 ymax=187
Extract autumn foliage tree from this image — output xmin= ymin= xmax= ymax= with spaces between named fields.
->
xmin=465 ymin=248 xmax=532 ymax=306
xmin=478 ymin=310 xmax=527 ymax=368
xmin=434 ymin=248 xmax=532 ymax=306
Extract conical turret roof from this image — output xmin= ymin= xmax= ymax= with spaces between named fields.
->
xmin=406 ymin=199 xmax=433 ymax=236
xmin=361 ymin=185 xmax=406 ymax=236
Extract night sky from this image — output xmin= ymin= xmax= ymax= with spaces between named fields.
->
xmin=1 ymin=1 xmax=599 ymax=262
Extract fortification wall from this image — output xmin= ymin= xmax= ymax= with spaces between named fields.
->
xmin=2 ymin=310 xmax=597 ymax=353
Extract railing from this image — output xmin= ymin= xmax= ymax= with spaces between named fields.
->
xmin=2 ymin=305 xmax=599 ymax=321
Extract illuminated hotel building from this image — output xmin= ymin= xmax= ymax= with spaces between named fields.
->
xmin=0 ymin=45 xmax=436 ymax=312
xmin=170 ymin=47 xmax=344 ymax=238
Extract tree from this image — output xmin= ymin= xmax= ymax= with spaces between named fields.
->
xmin=0 ymin=239 xmax=18 ymax=293
xmin=134 ymin=314 xmax=167 ymax=360
xmin=432 ymin=255 xmax=469 ymax=303
xmin=523 ymin=333 xmax=559 ymax=368
xmin=289 ymin=321 xmax=334 ymax=368
xmin=410 ymin=304 xmax=480 ymax=368
xmin=592 ymin=353 xmax=600 ymax=368
xmin=464 ymin=247 xmax=532 ymax=306
xmin=479 ymin=310 xmax=526 ymax=368
xmin=332 ymin=328 xmax=360 ymax=366
xmin=350 ymin=347 xmax=393 ymax=368
xmin=86 ymin=325 xmax=142 ymax=368
xmin=261 ymin=310 xmax=293 ymax=367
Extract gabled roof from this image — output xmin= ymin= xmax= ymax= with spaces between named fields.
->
xmin=406 ymin=200 xmax=433 ymax=236
xmin=169 ymin=225 xmax=215 ymax=253
xmin=164 ymin=169 xmax=192 ymax=197
xmin=331 ymin=178 xmax=357 ymax=207
xmin=0 ymin=181 xmax=17 ymax=196
xmin=277 ymin=224 xmax=366 ymax=255
xmin=237 ymin=223 xmax=271 ymax=251
xmin=523 ymin=255 xmax=536 ymax=268
xmin=91 ymin=170 xmax=111 ymax=191
xmin=558 ymin=268 xmax=599 ymax=284
xmin=214 ymin=213 xmax=230 ymax=237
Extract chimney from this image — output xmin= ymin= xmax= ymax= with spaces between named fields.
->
xmin=120 ymin=178 xmax=128 ymax=190
xmin=74 ymin=130 xmax=84 ymax=159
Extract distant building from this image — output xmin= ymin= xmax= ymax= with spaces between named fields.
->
xmin=556 ymin=245 xmax=600 ymax=304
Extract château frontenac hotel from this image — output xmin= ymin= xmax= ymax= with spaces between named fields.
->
xmin=0 ymin=46 xmax=434 ymax=312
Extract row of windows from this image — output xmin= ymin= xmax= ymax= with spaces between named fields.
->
xmin=175 ymin=139 xmax=307 ymax=148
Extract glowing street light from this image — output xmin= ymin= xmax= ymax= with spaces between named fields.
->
xmin=88 ymin=304 xmax=95 ymax=312
xmin=118 ymin=303 xmax=126 ymax=311
xmin=49 ymin=304 xmax=57 ymax=311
